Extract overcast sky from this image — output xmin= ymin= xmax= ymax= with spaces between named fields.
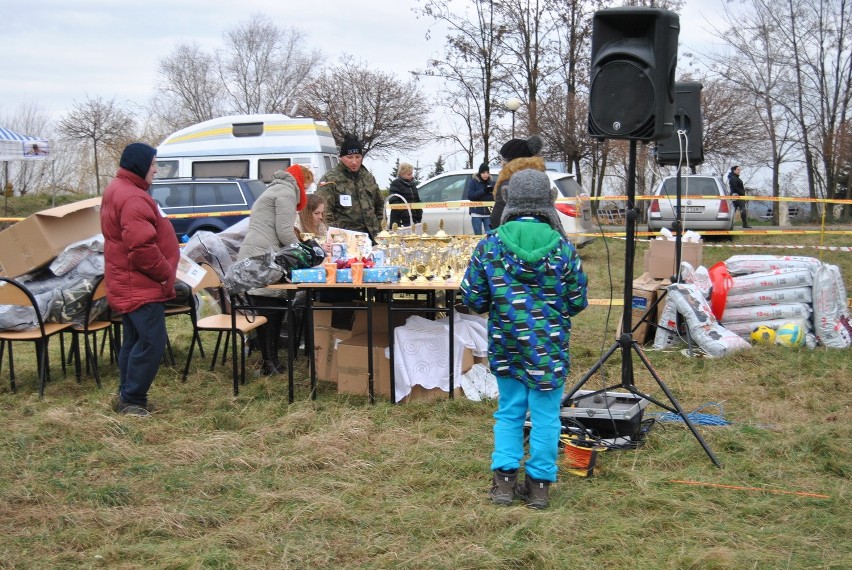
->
xmin=1 ymin=0 xmax=728 ymax=175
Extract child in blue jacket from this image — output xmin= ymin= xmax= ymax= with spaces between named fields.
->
xmin=460 ymin=169 xmax=588 ymax=509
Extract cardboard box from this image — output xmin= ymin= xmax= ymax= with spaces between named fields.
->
xmin=312 ymin=302 xmax=357 ymax=330
xmin=312 ymin=325 xmax=355 ymax=382
xmin=399 ymin=385 xmax=464 ymax=403
xmin=616 ymin=273 xmax=661 ymax=345
xmin=0 ymin=198 xmax=102 ymax=277
xmin=336 ymin=332 xmax=474 ymax=401
xmin=644 ymin=239 xmax=703 ymax=279
xmin=176 ymin=254 xmax=206 ymax=289
xmin=337 ymin=332 xmax=393 ymax=397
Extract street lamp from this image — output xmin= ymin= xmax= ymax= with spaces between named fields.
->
xmin=505 ymin=97 xmax=523 ymax=138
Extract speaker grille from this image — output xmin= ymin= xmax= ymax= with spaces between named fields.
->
xmin=589 ymin=60 xmax=655 ymax=138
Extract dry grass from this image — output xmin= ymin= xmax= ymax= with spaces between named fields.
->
xmin=0 ymin=231 xmax=850 ymax=569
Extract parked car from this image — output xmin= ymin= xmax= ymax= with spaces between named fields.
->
xmin=647 ymin=175 xmax=734 ymax=233
xmin=403 ymin=169 xmax=595 ymax=245
xmin=148 ymin=177 xmax=268 ymax=238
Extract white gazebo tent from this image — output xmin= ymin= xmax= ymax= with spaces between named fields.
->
xmin=0 ymin=127 xmax=53 ymax=210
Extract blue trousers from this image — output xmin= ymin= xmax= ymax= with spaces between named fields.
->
xmin=118 ymin=302 xmax=167 ymax=406
xmin=491 ymin=376 xmax=564 ymax=482
xmin=471 ymin=216 xmax=492 ymax=235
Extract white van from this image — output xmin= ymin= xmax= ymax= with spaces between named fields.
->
xmin=155 ymin=114 xmax=339 ymax=184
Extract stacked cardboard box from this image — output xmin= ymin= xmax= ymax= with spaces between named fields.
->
xmin=643 ymin=239 xmax=703 ymax=280
xmin=617 ymin=272 xmax=672 ymax=345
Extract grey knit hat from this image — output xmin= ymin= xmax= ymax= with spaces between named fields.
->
xmin=500 ymin=169 xmax=565 ymax=237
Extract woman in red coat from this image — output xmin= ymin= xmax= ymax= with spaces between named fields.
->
xmin=101 ymin=142 xmax=180 ymax=416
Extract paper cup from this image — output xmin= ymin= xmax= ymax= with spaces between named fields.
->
xmin=324 ymin=262 xmax=337 ymax=284
xmin=350 ymin=261 xmax=365 ymax=285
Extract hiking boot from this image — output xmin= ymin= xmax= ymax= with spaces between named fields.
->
xmin=260 ymin=360 xmax=285 ymax=376
xmin=743 ymin=224 xmax=753 ymax=229
xmin=120 ymin=404 xmax=151 ymax=417
xmin=489 ymin=469 xmax=517 ymax=505
xmin=112 ymin=397 xmax=152 ymax=417
xmin=515 ymin=476 xmax=551 ymax=509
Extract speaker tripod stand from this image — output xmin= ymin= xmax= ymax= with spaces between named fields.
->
xmin=562 ymin=140 xmax=721 ymax=468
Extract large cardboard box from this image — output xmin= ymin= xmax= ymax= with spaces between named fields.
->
xmin=0 ymin=198 xmax=102 ymax=277
xmin=312 ymin=326 xmax=355 ymax=382
xmin=337 ymin=332 xmax=393 ymax=397
xmin=644 ymin=239 xmax=703 ymax=279
xmin=616 ymin=272 xmax=666 ymax=345
xmin=337 ymin=332 xmax=474 ymax=401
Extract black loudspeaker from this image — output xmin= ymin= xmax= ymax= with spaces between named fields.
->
xmin=588 ymin=7 xmax=680 ymax=141
xmin=655 ymin=81 xmax=704 ymax=166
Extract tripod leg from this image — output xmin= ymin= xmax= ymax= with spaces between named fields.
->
xmin=631 ymin=341 xmax=722 ymax=467
xmin=561 ymin=340 xmax=621 ymax=406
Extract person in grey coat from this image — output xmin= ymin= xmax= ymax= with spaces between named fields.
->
xmin=238 ymin=165 xmax=312 ymax=375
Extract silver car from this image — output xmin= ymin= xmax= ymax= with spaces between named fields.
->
xmin=647 ymin=175 xmax=734 ymax=233
xmin=396 ymin=169 xmax=595 ymax=245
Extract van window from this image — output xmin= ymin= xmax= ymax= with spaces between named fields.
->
xmin=155 ymin=160 xmax=179 ymax=179
xmin=258 ymin=158 xmax=292 ymax=183
xmin=192 ymin=160 xmax=250 ymax=178
xmin=232 ymin=122 xmax=264 ymax=137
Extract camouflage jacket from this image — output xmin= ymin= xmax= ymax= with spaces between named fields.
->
xmin=316 ymin=163 xmax=384 ymax=239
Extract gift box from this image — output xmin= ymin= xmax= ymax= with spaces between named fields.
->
xmin=364 ymin=266 xmax=401 ymax=283
xmin=290 ymin=267 xmax=327 ymax=283
xmin=336 ymin=268 xmax=353 ymax=283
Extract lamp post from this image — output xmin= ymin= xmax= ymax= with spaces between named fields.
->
xmin=505 ymin=97 xmax=523 ymax=138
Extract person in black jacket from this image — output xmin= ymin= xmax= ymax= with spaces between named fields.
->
xmin=464 ymin=162 xmax=495 ymax=234
xmin=727 ymin=165 xmax=751 ymax=228
xmin=388 ymin=162 xmax=422 ymax=228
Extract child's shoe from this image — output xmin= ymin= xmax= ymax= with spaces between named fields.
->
xmin=516 ymin=476 xmax=550 ymax=509
xmin=489 ymin=469 xmax=517 ymax=505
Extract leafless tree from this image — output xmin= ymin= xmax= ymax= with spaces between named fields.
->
xmin=417 ymin=0 xmax=509 ymax=163
xmin=496 ymin=0 xmax=558 ymax=137
xmin=57 ymin=96 xmax=135 ymax=194
xmin=217 ymin=14 xmax=322 ymax=116
xmin=154 ymin=42 xmax=224 ymax=131
xmin=298 ymin=55 xmax=432 ymax=159
xmin=705 ymin=1 xmax=799 ymax=224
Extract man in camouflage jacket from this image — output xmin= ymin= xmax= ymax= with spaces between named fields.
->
xmin=316 ymin=133 xmax=384 ymax=241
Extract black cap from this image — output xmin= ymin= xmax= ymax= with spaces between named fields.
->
xmin=339 ymin=133 xmax=363 ymax=157
xmin=499 ymin=135 xmax=544 ymax=162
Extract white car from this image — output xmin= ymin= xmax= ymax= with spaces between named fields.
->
xmin=391 ymin=169 xmax=595 ymax=246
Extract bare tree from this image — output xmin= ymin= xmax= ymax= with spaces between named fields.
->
xmin=705 ymin=2 xmax=799 ymax=225
xmin=418 ymin=0 xmax=508 ymax=163
xmin=57 ymin=96 xmax=135 ymax=194
xmin=217 ymin=14 xmax=322 ymax=115
xmin=154 ymin=42 xmax=224 ymax=131
xmin=299 ymin=55 xmax=432 ymax=159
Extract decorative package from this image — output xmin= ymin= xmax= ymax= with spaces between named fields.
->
xmin=364 ymin=266 xmax=401 ymax=283
xmin=290 ymin=268 xmax=327 ymax=283
xmin=336 ymin=268 xmax=353 ymax=283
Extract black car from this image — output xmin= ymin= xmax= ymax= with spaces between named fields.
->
xmin=148 ymin=177 xmax=267 ymax=239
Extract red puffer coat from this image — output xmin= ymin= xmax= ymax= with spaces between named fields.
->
xmin=100 ymin=168 xmax=180 ymax=314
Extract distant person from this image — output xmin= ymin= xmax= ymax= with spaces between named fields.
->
xmin=490 ymin=135 xmax=546 ymax=229
xmin=461 ymin=168 xmax=588 ymax=509
xmin=316 ymin=133 xmax=384 ymax=241
xmin=388 ymin=162 xmax=422 ymax=229
xmin=238 ymin=165 xmax=313 ymax=375
xmin=464 ymin=162 xmax=495 ymax=235
xmin=727 ymin=165 xmax=751 ymax=229
xmin=101 ymin=142 xmax=180 ymax=417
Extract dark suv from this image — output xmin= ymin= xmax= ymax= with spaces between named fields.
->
xmin=148 ymin=178 xmax=267 ymax=238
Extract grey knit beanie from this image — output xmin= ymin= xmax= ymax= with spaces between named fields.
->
xmin=500 ymin=169 xmax=565 ymax=236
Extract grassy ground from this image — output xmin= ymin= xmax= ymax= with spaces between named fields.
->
xmin=0 ymin=231 xmax=850 ymax=569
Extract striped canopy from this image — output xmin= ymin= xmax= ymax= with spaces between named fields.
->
xmin=0 ymin=127 xmax=51 ymax=161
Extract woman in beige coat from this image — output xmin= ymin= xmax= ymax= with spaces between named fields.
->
xmin=238 ymin=165 xmax=313 ymax=375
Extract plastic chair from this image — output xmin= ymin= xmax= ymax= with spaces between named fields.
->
xmin=0 ymin=277 xmax=73 ymax=396
xmin=180 ymin=262 xmax=268 ymax=394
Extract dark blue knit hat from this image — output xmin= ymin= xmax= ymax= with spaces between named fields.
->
xmin=120 ymin=143 xmax=157 ymax=179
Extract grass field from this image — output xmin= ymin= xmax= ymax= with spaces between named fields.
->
xmin=0 ymin=228 xmax=850 ymax=569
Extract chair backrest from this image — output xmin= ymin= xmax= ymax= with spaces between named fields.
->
xmin=0 ymin=277 xmax=49 ymax=332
